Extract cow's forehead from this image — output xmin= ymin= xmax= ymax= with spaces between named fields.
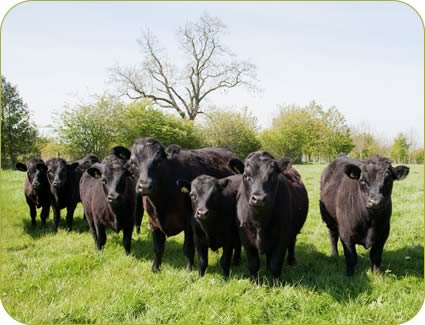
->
xmin=133 ymin=141 xmax=163 ymax=157
xmin=246 ymin=153 xmax=275 ymax=171
xmin=47 ymin=158 xmax=66 ymax=169
xmin=193 ymin=175 xmax=217 ymax=190
xmin=27 ymin=158 xmax=44 ymax=171
xmin=362 ymin=161 xmax=391 ymax=178
xmin=103 ymin=155 xmax=125 ymax=173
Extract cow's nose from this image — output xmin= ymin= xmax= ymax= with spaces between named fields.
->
xmin=108 ymin=192 xmax=119 ymax=203
xmin=138 ymin=182 xmax=152 ymax=195
xmin=367 ymin=197 xmax=380 ymax=208
xmin=250 ymin=193 xmax=267 ymax=206
xmin=32 ymin=182 xmax=41 ymax=190
xmin=196 ymin=209 xmax=208 ymax=219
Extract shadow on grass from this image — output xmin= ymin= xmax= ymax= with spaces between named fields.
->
xmin=382 ymin=244 xmax=424 ymax=279
xmin=112 ymin=234 xmax=423 ymax=302
xmin=22 ymin=214 xmax=89 ymax=239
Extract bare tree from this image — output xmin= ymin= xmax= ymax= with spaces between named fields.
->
xmin=111 ymin=14 xmax=257 ymax=120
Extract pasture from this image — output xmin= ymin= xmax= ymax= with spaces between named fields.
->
xmin=0 ymin=165 xmax=423 ymax=324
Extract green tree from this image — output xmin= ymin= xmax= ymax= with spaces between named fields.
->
xmin=410 ymin=148 xmax=424 ymax=164
xmin=260 ymin=101 xmax=352 ymax=163
xmin=115 ymin=102 xmax=202 ymax=148
xmin=1 ymin=76 xmax=38 ymax=168
xmin=199 ymin=108 xmax=261 ymax=158
xmin=56 ymin=95 xmax=124 ymax=159
xmin=390 ymin=133 xmax=410 ymax=164
xmin=350 ymin=132 xmax=379 ymax=160
xmin=260 ymin=106 xmax=312 ymax=162
xmin=321 ymin=106 xmax=353 ymax=160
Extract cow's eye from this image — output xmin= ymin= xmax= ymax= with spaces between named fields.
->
xmin=190 ymin=193 xmax=197 ymax=201
xmin=244 ymin=174 xmax=252 ymax=183
xmin=101 ymin=178 xmax=107 ymax=185
xmin=360 ymin=178 xmax=368 ymax=186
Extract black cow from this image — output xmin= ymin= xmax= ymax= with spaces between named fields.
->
xmin=230 ymin=151 xmax=307 ymax=281
xmin=45 ymin=155 xmax=100 ymax=232
xmin=320 ymin=155 xmax=409 ymax=275
xmin=114 ymin=138 xmax=238 ymax=272
xmin=46 ymin=158 xmax=80 ymax=231
xmin=177 ymin=174 xmax=242 ymax=277
xmin=80 ymin=152 xmax=136 ymax=254
xmin=16 ymin=158 xmax=50 ymax=226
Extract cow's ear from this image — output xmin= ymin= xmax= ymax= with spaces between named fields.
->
xmin=87 ymin=164 xmax=103 ymax=179
xmin=35 ymin=163 xmax=47 ymax=173
xmin=344 ymin=164 xmax=361 ymax=180
xmin=15 ymin=162 xmax=27 ymax=172
xmin=217 ymin=178 xmax=231 ymax=191
xmin=112 ymin=146 xmax=131 ymax=160
xmin=229 ymin=158 xmax=244 ymax=174
xmin=176 ymin=179 xmax=191 ymax=193
xmin=277 ymin=158 xmax=292 ymax=172
xmin=392 ymin=165 xmax=409 ymax=181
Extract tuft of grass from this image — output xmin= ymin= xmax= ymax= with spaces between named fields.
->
xmin=0 ymin=165 xmax=423 ymax=324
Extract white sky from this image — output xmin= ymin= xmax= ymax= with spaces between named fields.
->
xmin=2 ymin=1 xmax=423 ymax=145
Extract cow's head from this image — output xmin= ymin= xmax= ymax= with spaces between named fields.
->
xmin=116 ymin=138 xmax=168 ymax=196
xmin=87 ymin=152 xmax=133 ymax=208
xmin=344 ymin=157 xmax=409 ymax=210
xmin=16 ymin=158 xmax=48 ymax=192
xmin=236 ymin=151 xmax=287 ymax=209
xmin=46 ymin=158 xmax=79 ymax=190
xmin=177 ymin=175 xmax=231 ymax=224
xmin=165 ymin=144 xmax=182 ymax=159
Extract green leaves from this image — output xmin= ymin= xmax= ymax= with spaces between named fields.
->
xmin=260 ymin=102 xmax=353 ymax=162
xmin=198 ymin=108 xmax=261 ymax=159
xmin=1 ymin=76 xmax=38 ymax=168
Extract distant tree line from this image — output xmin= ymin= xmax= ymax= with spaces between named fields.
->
xmin=1 ymin=77 xmax=422 ymax=168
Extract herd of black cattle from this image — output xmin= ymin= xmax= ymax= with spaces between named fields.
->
xmin=15 ymin=137 xmax=410 ymax=279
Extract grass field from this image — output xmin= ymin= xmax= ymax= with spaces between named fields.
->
xmin=0 ymin=165 xmax=423 ymax=324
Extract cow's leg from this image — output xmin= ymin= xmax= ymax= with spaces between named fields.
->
xmin=329 ymin=228 xmax=339 ymax=256
xmin=135 ymin=195 xmax=144 ymax=235
xmin=245 ymin=244 xmax=260 ymax=281
xmin=183 ymin=223 xmax=195 ymax=271
xmin=232 ymin=236 xmax=241 ymax=266
xmin=152 ymin=228 xmax=166 ymax=273
xmin=287 ymin=238 xmax=296 ymax=265
xmin=95 ymin=223 xmax=106 ymax=250
xmin=370 ymin=225 xmax=389 ymax=273
xmin=87 ymin=216 xmax=97 ymax=248
xmin=341 ymin=239 xmax=357 ymax=276
xmin=320 ymin=200 xmax=339 ymax=256
xmin=197 ymin=243 xmax=209 ymax=277
xmin=220 ymin=244 xmax=233 ymax=277
xmin=122 ymin=224 xmax=133 ymax=255
xmin=26 ymin=197 xmax=37 ymax=226
xmin=40 ymin=205 xmax=50 ymax=226
xmin=52 ymin=204 xmax=61 ymax=232
xmin=268 ymin=248 xmax=285 ymax=281
xmin=65 ymin=204 xmax=76 ymax=232
xmin=369 ymin=243 xmax=384 ymax=273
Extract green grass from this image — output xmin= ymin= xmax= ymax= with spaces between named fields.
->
xmin=0 ymin=165 xmax=423 ymax=324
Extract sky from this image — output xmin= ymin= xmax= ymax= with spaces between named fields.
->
xmin=2 ymin=1 xmax=424 ymax=146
